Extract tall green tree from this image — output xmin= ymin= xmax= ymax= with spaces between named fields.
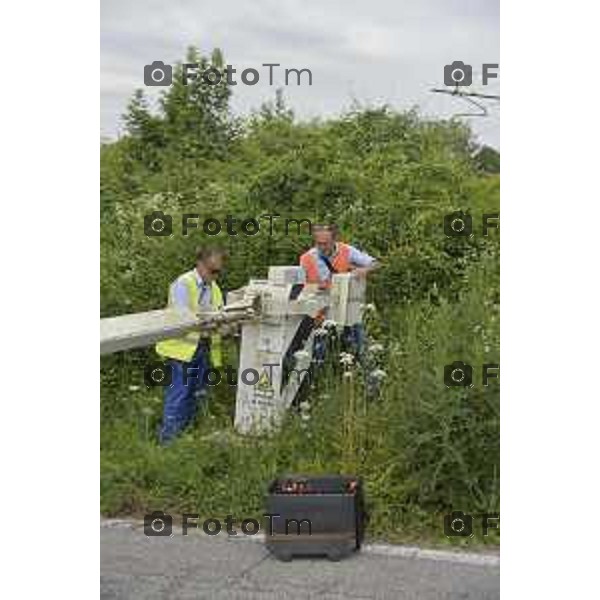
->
xmin=122 ymin=89 xmax=166 ymax=170
xmin=160 ymin=46 xmax=233 ymax=161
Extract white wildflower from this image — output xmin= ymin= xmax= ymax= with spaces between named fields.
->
xmin=128 ymin=385 xmax=141 ymax=392
xmin=340 ymin=352 xmax=354 ymax=367
xmin=371 ymin=369 xmax=387 ymax=382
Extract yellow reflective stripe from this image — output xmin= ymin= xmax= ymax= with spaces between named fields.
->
xmin=210 ymin=281 xmax=223 ymax=367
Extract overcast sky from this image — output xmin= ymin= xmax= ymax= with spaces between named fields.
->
xmin=101 ymin=0 xmax=499 ymax=148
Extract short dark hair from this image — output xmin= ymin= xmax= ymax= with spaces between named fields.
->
xmin=195 ymin=246 xmax=228 ymax=264
xmin=312 ymin=223 xmax=339 ymax=237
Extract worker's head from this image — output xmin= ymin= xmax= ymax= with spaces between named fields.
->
xmin=312 ymin=224 xmax=339 ymax=256
xmin=195 ymin=247 xmax=227 ymax=283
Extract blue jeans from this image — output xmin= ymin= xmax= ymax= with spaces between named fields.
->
xmin=313 ymin=323 xmax=365 ymax=363
xmin=159 ymin=344 xmax=210 ymax=444
xmin=341 ymin=323 xmax=365 ymax=358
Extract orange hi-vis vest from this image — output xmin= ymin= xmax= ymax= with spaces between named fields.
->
xmin=300 ymin=243 xmax=352 ymax=288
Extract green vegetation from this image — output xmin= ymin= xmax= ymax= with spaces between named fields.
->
xmin=101 ymin=47 xmax=499 ymax=546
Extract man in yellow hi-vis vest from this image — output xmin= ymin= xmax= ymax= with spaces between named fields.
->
xmin=155 ymin=247 xmax=226 ymax=443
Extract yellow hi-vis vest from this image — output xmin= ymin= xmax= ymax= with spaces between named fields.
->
xmin=155 ymin=270 xmax=224 ymax=367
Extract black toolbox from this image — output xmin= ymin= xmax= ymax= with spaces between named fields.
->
xmin=265 ymin=475 xmax=366 ymax=561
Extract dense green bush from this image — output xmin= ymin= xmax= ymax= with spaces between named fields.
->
xmin=101 ymin=47 xmax=499 ymax=545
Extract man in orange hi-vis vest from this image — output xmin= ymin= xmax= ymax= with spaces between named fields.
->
xmin=299 ymin=224 xmax=377 ymax=360
xmin=299 ymin=224 xmax=376 ymax=289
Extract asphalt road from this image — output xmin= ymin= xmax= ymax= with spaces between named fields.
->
xmin=101 ymin=520 xmax=499 ymax=599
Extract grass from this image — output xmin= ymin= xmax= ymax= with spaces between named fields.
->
xmin=100 ymin=260 xmax=499 ymax=547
